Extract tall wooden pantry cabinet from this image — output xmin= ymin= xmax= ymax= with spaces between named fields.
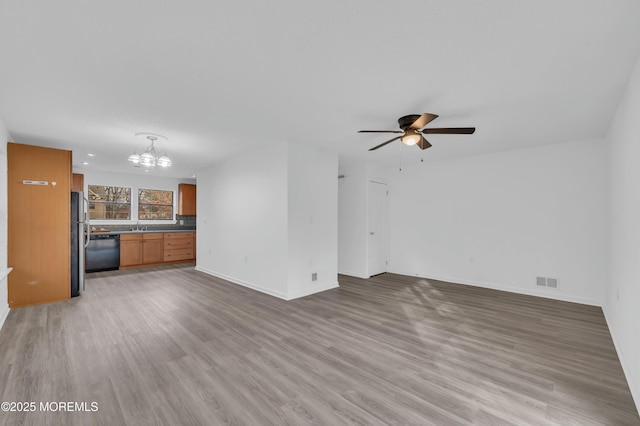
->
xmin=8 ymin=143 xmax=72 ymax=307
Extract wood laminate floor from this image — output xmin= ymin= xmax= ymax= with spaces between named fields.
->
xmin=0 ymin=266 xmax=638 ymax=425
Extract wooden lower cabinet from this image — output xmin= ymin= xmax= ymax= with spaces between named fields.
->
xmin=164 ymin=232 xmax=195 ymax=261
xmin=142 ymin=234 xmax=164 ymax=264
xmin=120 ymin=232 xmax=195 ymax=269
xmin=120 ymin=234 xmax=143 ymax=266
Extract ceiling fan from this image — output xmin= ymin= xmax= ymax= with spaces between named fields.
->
xmin=358 ymin=113 xmax=475 ymax=151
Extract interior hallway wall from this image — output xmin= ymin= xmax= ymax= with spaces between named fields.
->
xmin=287 ymin=142 xmax=338 ymax=299
xmin=605 ymin=50 xmax=640 ymax=413
xmin=197 ymin=141 xmax=339 ymax=300
xmin=196 ymin=142 xmax=290 ymax=298
xmin=338 ymin=158 xmax=390 ymax=278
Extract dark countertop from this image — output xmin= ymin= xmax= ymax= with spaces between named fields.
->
xmin=90 ymin=229 xmax=196 ymax=236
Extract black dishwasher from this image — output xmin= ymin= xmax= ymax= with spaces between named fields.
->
xmin=86 ymin=234 xmax=120 ymax=272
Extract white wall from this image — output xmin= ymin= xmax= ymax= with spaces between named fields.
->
xmin=195 ymin=142 xmax=290 ymax=298
xmin=338 ymin=159 xmax=368 ymax=278
xmin=338 ymin=158 xmax=391 ymax=278
xmin=389 ymin=139 xmax=608 ymax=306
xmin=605 ymin=52 xmax=640 ymax=412
xmin=77 ymin=168 xmax=195 ymax=225
xmin=287 ymin=143 xmax=338 ymax=299
xmin=0 ymin=116 xmax=10 ymax=329
xmin=196 ymin=141 xmax=339 ymax=300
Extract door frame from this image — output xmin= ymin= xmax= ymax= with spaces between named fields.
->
xmin=367 ymin=180 xmax=390 ymax=277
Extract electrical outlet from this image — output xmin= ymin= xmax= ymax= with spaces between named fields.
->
xmin=180 ymin=219 xmax=184 ymax=225
xmin=311 ymin=273 xmax=317 ymax=281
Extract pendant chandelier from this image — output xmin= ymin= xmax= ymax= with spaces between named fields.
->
xmin=128 ymin=134 xmax=172 ymax=169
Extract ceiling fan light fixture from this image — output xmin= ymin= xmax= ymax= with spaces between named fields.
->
xmin=401 ymin=130 xmax=421 ymax=146
xmin=360 ymin=113 xmax=475 ymax=151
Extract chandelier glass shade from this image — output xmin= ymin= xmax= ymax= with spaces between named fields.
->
xmin=128 ymin=135 xmax=172 ymax=169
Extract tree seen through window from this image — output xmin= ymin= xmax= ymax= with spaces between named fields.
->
xmin=138 ymin=189 xmax=173 ymax=220
xmin=88 ymin=185 xmax=131 ymax=220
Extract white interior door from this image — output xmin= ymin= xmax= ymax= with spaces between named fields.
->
xmin=368 ymin=181 xmax=389 ymax=276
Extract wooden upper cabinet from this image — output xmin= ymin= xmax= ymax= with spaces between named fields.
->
xmin=8 ymin=143 xmax=72 ymax=308
xmin=178 ymin=183 xmax=196 ymax=215
xmin=71 ymin=173 xmax=84 ymax=192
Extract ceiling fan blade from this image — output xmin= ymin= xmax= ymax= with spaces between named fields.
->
xmin=422 ymin=127 xmax=476 ymax=134
xmin=358 ymin=130 xmax=403 ymax=133
xmin=416 ymin=136 xmax=432 ymax=150
xmin=368 ymin=136 xmax=401 ymax=151
xmin=410 ymin=113 xmax=439 ymax=129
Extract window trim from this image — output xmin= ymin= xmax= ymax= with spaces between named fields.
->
xmin=137 ymin=188 xmax=174 ymax=221
xmin=87 ymin=185 xmax=132 ymax=221
xmin=85 ymin=181 xmax=181 ymax=226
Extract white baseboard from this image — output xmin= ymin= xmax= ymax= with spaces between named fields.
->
xmin=287 ymin=281 xmax=339 ymax=301
xmin=337 ymin=270 xmax=369 ymax=279
xmin=194 ymin=266 xmax=340 ymax=301
xmin=387 ymin=270 xmax=602 ymax=307
xmin=602 ymin=305 xmax=640 ymax=415
xmin=194 ymin=266 xmax=289 ymax=300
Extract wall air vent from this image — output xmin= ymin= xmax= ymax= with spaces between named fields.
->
xmin=536 ymin=276 xmax=558 ymax=288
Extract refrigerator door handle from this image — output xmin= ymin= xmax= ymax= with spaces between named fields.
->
xmin=84 ymin=222 xmax=91 ymax=248
xmin=83 ymin=197 xmax=91 ymax=248
xmin=83 ymin=197 xmax=90 ymax=222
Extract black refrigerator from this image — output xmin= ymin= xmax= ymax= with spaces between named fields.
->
xmin=71 ymin=192 xmax=88 ymax=297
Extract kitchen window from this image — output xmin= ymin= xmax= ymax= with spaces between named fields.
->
xmin=88 ymin=185 xmax=131 ymax=220
xmin=138 ymin=189 xmax=173 ymax=220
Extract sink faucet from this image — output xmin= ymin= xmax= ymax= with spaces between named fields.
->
xmin=129 ymin=221 xmax=149 ymax=232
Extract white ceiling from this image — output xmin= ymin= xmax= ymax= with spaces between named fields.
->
xmin=1 ymin=1 xmax=640 ymax=178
